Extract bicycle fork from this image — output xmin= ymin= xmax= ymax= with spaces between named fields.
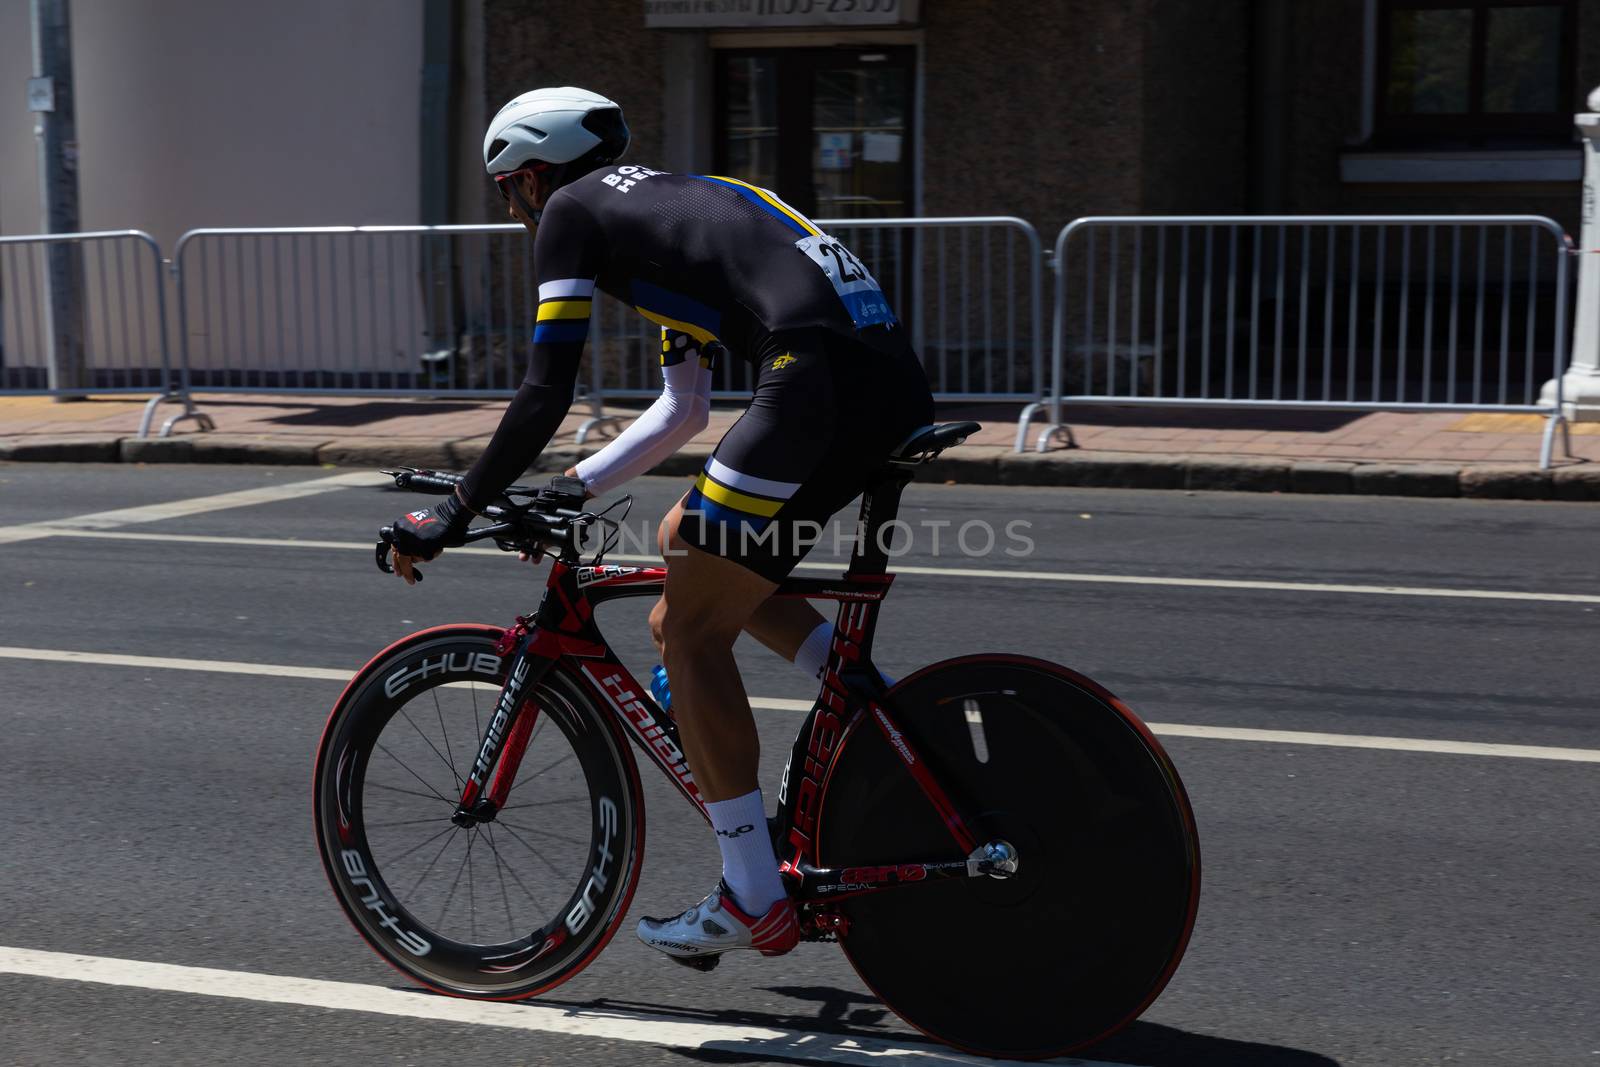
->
xmin=451 ymin=614 xmax=551 ymax=826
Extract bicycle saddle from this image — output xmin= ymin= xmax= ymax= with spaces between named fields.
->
xmin=889 ymin=421 xmax=982 ymax=464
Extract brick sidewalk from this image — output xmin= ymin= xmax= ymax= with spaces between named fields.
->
xmin=2 ymin=393 xmax=1597 ymax=500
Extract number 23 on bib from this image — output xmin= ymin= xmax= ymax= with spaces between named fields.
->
xmin=795 ymin=234 xmax=898 ymax=329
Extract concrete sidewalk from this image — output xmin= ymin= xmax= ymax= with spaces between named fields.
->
xmin=2 ymin=393 xmax=1598 ymax=500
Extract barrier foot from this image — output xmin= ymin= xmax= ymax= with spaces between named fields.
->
xmin=139 ymin=392 xmax=214 ymax=439
xmin=1034 ymin=423 xmax=1077 ymax=453
xmin=1014 ymin=402 xmax=1046 ymax=453
xmin=1539 ymin=412 xmax=1572 ymax=470
xmin=575 ymin=414 xmax=626 ymax=445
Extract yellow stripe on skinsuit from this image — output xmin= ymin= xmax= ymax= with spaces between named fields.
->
xmin=536 ymin=299 xmax=592 ymax=322
xmin=693 ymin=472 xmax=784 ymax=518
xmin=637 ymin=308 xmax=718 ymax=345
xmin=706 ymin=175 xmax=821 ymax=236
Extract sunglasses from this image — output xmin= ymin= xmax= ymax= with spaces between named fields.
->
xmin=494 ymin=161 xmax=555 ymax=202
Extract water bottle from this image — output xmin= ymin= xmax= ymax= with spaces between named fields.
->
xmin=650 ymin=664 xmax=672 ymax=716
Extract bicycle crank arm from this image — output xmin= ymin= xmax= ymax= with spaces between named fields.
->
xmin=791 ymin=841 xmax=1019 ymax=903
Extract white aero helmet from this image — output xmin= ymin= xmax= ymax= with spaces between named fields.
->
xmin=483 ymin=87 xmax=629 ymax=177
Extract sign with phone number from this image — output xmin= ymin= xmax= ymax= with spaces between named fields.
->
xmin=644 ymin=0 xmax=919 ymax=28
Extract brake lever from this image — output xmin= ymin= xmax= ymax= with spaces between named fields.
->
xmin=374 ymin=525 xmax=424 ymax=582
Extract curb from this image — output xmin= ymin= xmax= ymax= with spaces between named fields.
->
xmin=2 ymin=433 xmax=1597 ymax=501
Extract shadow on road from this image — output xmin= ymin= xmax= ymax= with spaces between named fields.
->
xmin=1092 ymin=1020 xmax=1342 ymax=1066
xmin=510 ymin=985 xmax=1340 ymax=1066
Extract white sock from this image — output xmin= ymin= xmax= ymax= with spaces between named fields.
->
xmin=707 ymin=789 xmax=787 ymax=916
xmin=793 ymin=620 xmax=895 ymax=687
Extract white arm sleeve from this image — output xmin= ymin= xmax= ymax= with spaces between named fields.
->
xmin=573 ymin=356 xmax=712 ymax=495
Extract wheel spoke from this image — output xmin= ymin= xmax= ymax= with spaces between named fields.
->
xmin=365 ymin=781 xmax=453 ymax=806
xmin=483 ymin=823 xmax=521 ymax=939
xmin=401 ymin=705 xmax=465 ymax=790
xmin=496 ymin=795 xmax=589 ymax=813
xmin=364 ymin=815 xmax=454 ymax=831
xmin=485 ymin=823 xmax=550 ymax=915
xmin=494 ymin=820 xmax=573 ymax=885
xmin=433 ymin=685 xmax=462 ymax=787
xmin=495 ymin=817 xmax=591 ymax=850
xmin=401 ymin=825 xmax=461 ymax=897
xmin=504 ymin=744 xmax=574 ymax=801
xmin=436 ymin=829 xmax=475 ymax=929
xmin=472 ymin=680 xmax=482 ymax=749
xmin=466 ymin=829 xmax=478 ymax=942
xmin=376 ymin=741 xmax=455 ymax=806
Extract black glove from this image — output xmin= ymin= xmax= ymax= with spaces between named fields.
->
xmin=388 ymin=493 xmax=472 ymax=560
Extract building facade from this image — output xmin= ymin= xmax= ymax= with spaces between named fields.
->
xmin=484 ymin=0 xmax=1599 ymax=240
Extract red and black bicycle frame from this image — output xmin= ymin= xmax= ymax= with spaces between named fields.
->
xmin=450 ymin=472 xmax=993 ymax=916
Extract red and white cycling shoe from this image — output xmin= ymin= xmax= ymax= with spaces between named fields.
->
xmin=636 ymin=880 xmax=799 ymax=970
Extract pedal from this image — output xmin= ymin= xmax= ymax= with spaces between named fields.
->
xmin=666 ymin=952 xmax=721 ymax=973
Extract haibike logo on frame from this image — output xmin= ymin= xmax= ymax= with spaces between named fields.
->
xmin=469 ymin=656 xmax=531 ymax=788
xmin=589 ymin=669 xmax=702 ymax=803
xmin=384 ymin=652 xmax=501 ymax=699
xmin=341 ymin=849 xmax=432 ymax=957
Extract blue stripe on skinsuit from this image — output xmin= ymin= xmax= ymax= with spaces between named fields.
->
xmin=687 ymin=175 xmax=811 ymax=238
xmin=532 ymin=321 xmax=590 ymax=344
xmin=685 ymin=486 xmax=772 ymax=534
xmin=631 ymin=281 xmax=723 ymax=338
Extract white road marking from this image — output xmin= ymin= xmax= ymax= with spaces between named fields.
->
xmin=0 ymin=471 xmax=384 ymax=545
xmin=1152 ymin=723 xmax=1600 ymax=762
xmin=16 ymin=528 xmax=1600 ymax=606
xmin=1 ymin=645 xmax=1594 ymax=763
xmin=0 ymin=946 xmax=1129 ymax=1067
xmin=0 ymin=645 xmax=353 ymax=681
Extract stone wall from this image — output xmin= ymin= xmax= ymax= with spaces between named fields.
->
xmin=481 ymin=0 xmax=666 ymax=219
xmin=919 ymin=0 xmax=1146 ymax=239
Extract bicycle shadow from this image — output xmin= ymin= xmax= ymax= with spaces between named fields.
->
xmin=491 ymin=985 xmax=1340 ymax=1066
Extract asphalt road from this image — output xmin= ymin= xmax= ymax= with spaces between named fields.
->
xmin=1 ymin=463 xmax=1596 ymax=1066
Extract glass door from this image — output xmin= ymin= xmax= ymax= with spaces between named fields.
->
xmin=715 ymin=47 xmax=915 ymax=220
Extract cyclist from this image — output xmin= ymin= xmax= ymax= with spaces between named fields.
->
xmin=384 ymin=87 xmax=933 ymax=965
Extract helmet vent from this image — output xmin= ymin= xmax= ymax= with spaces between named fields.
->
xmin=488 ymin=139 xmax=509 ymax=161
xmin=518 ymin=124 xmax=549 ymax=142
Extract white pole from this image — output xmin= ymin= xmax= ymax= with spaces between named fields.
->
xmin=1544 ymin=87 xmax=1600 ymax=420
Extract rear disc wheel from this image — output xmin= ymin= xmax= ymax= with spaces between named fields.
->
xmin=817 ymin=654 xmax=1200 ymax=1059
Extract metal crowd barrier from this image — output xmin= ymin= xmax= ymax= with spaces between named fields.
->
xmin=172 ymin=224 xmax=535 ymax=391
xmin=0 ymin=229 xmax=206 ymax=436
xmin=1034 ymin=215 xmax=1575 ymax=467
xmin=167 ymin=217 xmax=1044 ymax=444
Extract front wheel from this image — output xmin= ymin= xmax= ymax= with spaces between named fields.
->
xmin=313 ymin=627 xmax=645 ymax=999
xmin=817 ymin=654 xmax=1200 ymax=1059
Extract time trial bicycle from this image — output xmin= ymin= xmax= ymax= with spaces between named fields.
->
xmin=312 ymin=421 xmax=1201 ymax=1059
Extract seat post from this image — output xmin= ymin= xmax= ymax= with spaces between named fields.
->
xmin=846 ymin=468 xmax=914 ymax=577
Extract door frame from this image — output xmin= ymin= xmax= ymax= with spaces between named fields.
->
xmin=712 ymin=44 xmax=918 ymax=220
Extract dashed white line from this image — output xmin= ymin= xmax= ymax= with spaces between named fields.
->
xmin=0 ymin=946 xmax=1128 ymax=1066
xmin=0 ymin=471 xmax=383 ymax=545
xmin=1152 ymin=723 xmax=1600 ymax=763
xmin=1 ymin=645 xmax=1595 ymax=763
xmin=0 ymin=645 xmax=353 ymax=681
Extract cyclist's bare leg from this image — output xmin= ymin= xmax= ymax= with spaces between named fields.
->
xmin=657 ymin=545 xmax=776 ymax=803
xmin=650 ymin=496 xmax=824 ymax=664
xmin=742 ymin=598 xmax=827 ymax=661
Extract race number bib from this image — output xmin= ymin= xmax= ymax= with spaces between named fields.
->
xmin=795 ymin=234 xmax=898 ymax=329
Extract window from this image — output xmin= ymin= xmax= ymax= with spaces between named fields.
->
xmin=1377 ymin=0 xmax=1576 ymax=145
xmin=714 ymin=47 xmax=915 ymax=219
